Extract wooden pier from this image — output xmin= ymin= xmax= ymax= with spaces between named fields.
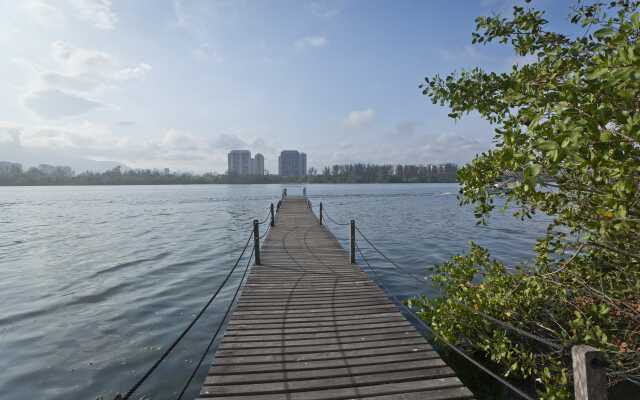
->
xmin=198 ymin=196 xmax=474 ymax=399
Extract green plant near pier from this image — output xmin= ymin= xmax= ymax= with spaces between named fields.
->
xmin=410 ymin=0 xmax=640 ymax=398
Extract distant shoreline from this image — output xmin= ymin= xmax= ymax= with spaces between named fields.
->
xmin=0 ymin=162 xmax=458 ymax=186
xmin=0 ymin=180 xmax=457 ymax=187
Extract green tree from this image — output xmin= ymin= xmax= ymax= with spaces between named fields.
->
xmin=411 ymin=1 xmax=640 ymax=398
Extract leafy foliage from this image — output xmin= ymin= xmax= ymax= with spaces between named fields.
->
xmin=412 ymin=1 xmax=640 ymax=397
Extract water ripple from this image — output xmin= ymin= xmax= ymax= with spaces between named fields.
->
xmin=0 ymin=183 xmax=548 ymax=400
xmin=89 ymin=251 xmax=172 ymax=278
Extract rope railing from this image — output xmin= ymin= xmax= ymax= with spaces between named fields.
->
xmin=322 ymin=208 xmax=350 ymax=226
xmin=115 ymin=201 xmax=282 ymax=399
xmin=318 ymin=204 xmax=562 ymax=350
xmin=239 ymin=205 xmax=273 ymax=226
xmin=354 ymin=241 xmax=537 ymax=400
xmin=259 ymin=225 xmax=270 ymax=240
xmin=354 ymin=226 xmax=564 ymax=352
xmin=114 ymin=230 xmax=255 ymax=400
xmin=256 ymin=209 xmax=271 ymax=225
xmin=175 ymin=246 xmax=255 ymax=400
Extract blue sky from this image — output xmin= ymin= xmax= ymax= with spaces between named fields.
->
xmin=0 ymin=0 xmax=575 ymax=173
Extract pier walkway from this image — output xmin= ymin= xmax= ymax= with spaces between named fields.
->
xmin=197 ymin=197 xmax=474 ymax=400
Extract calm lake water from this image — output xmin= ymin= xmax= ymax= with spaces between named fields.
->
xmin=0 ymin=184 xmax=550 ymax=400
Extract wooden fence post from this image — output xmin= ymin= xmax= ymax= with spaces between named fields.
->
xmin=270 ymin=203 xmax=275 ymax=227
xmin=253 ymin=219 xmax=261 ymax=266
xmin=350 ymin=220 xmax=356 ymax=264
xmin=572 ymin=345 xmax=608 ymax=400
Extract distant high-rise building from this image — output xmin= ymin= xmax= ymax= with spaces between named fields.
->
xmin=278 ymin=150 xmax=307 ymax=177
xmin=252 ymin=153 xmax=265 ymax=176
xmin=299 ymin=152 xmax=307 ymax=177
xmin=228 ymin=150 xmax=265 ymax=176
xmin=228 ymin=150 xmax=251 ymax=176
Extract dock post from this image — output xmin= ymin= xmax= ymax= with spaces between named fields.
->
xmin=572 ymin=345 xmax=608 ymax=400
xmin=270 ymin=203 xmax=275 ymax=227
xmin=319 ymin=202 xmax=323 ymax=225
xmin=253 ymin=219 xmax=261 ymax=265
xmin=303 ymin=187 xmax=306 ymax=197
xmin=350 ymin=220 xmax=356 ymax=264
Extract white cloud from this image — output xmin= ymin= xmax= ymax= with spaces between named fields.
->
xmin=23 ymin=89 xmax=103 ymax=119
xmin=51 ymin=41 xmax=114 ymax=76
xmin=12 ymin=121 xmax=124 ymax=150
xmin=115 ymin=63 xmax=152 ymax=81
xmin=50 ymin=41 xmax=151 ymax=83
xmin=0 ymin=132 xmax=14 ymax=143
xmin=295 ymin=35 xmax=328 ymax=49
xmin=41 ymin=72 xmax=102 ymax=92
xmin=24 ymin=1 xmax=66 ymax=27
xmin=23 ymin=42 xmax=150 ymax=118
xmin=311 ymin=132 xmax=486 ymax=167
xmin=158 ymin=129 xmax=203 ymax=152
xmin=213 ymin=133 xmax=248 ymax=149
xmin=69 ymin=0 xmax=118 ymax=30
xmin=1 ymin=121 xmax=254 ymax=171
xmin=343 ymin=108 xmax=375 ymax=129
xmin=309 ymin=1 xmax=344 ymax=17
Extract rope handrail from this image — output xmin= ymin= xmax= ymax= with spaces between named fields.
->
xmin=115 ymin=231 xmax=255 ymax=400
xmin=259 ymin=225 xmax=270 ymax=240
xmin=322 ymin=208 xmax=350 ymax=226
xmin=175 ymin=246 xmax=255 ymax=400
xmin=257 ymin=207 xmax=272 ymax=225
xmin=354 ymin=242 xmax=537 ymax=400
xmin=354 ymin=225 xmax=565 ymax=352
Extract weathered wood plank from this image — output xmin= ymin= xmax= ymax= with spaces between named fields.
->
xmin=199 ymin=377 xmax=469 ymax=399
xmin=220 ymin=327 xmax=418 ymax=342
xmin=206 ymin=358 xmax=449 ymax=384
xmin=202 ymin=368 xmax=457 ymax=396
xmin=212 ymin=345 xmax=436 ymax=364
xmin=198 ymin=197 xmax=473 ymax=399
xmin=219 ymin=331 xmax=422 ymax=346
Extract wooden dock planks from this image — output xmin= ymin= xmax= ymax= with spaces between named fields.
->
xmin=198 ymin=196 xmax=474 ymax=400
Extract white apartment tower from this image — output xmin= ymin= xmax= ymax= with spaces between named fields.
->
xmin=278 ymin=150 xmax=307 ymax=177
xmin=228 ymin=150 xmax=264 ymax=176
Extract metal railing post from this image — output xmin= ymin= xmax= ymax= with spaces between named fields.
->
xmin=253 ymin=219 xmax=261 ymax=266
xmin=270 ymin=203 xmax=275 ymax=227
xmin=572 ymin=345 xmax=608 ymax=400
xmin=350 ymin=220 xmax=356 ymax=264
xmin=319 ymin=202 xmax=323 ymax=225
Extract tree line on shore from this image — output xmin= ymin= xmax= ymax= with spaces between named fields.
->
xmin=0 ymin=161 xmax=457 ymax=185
